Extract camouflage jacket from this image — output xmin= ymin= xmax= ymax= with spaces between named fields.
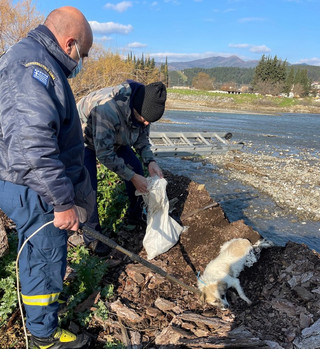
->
xmin=77 ymin=81 xmax=155 ymax=181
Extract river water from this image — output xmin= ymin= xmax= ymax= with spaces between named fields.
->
xmin=151 ymin=110 xmax=320 ymax=253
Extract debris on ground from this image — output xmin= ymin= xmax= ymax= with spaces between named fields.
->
xmin=1 ymin=171 xmax=320 ymax=349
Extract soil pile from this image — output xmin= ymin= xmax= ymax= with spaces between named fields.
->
xmin=1 ymin=171 xmax=320 ymax=349
xmin=86 ymin=171 xmax=320 ymax=348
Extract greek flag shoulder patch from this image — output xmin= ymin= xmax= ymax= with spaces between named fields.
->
xmin=32 ymin=68 xmax=49 ymax=87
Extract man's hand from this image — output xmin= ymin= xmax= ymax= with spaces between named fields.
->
xmin=53 ymin=206 xmax=79 ymax=231
xmin=131 ymin=173 xmax=149 ymax=193
xmin=148 ymin=161 xmax=163 ymax=178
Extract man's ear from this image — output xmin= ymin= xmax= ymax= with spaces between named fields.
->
xmin=63 ymin=37 xmax=74 ymax=55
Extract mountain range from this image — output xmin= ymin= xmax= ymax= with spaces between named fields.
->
xmin=163 ymin=55 xmax=260 ymax=71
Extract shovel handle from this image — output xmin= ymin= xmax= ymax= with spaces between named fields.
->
xmin=81 ymin=225 xmax=201 ymax=295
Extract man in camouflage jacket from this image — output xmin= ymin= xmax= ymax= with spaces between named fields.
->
xmin=77 ymin=80 xmax=167 ymax=253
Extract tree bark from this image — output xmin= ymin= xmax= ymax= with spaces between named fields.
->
xmin=0 ymin=215 xmax=9 ymax=257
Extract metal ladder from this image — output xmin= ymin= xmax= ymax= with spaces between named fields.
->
xmin=149 ymin=132 xmax=242 ymax=157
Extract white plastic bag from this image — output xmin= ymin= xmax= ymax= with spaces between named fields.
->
xmin=137 ymin=176 xmax=183 ymax=260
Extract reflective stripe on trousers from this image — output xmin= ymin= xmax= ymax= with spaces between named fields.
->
xmin=0 ymin=180 xmax=67 ymax=338
xmin=22 ymin=293 xmax=60 ymax=306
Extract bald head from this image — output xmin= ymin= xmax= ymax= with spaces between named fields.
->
xmin=44 ymin=6 xmax=93 ymax=60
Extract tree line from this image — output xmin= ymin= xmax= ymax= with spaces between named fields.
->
xmin=1 ymin=0 xmax=319 ymax=98
xmin=169 ymin=56 xmax=320 ymax=97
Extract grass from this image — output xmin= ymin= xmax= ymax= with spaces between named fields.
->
xmin=0 ymin=233 xmax=18 ymax=327
xmin=167 ymin=88 xmax=317 ymax=111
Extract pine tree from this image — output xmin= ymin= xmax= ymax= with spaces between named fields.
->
xmin=285 ymin=67 xmax=295 ymax=95
xmin=253 ymin=55 xmax=288 ymax=95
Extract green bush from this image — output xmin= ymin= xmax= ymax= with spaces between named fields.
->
xmin=59 ymin=245 xmax=110 ymax=326
xmin=0 ymin=233 xmax=18 ymax=327
xmin=96 ymin=164 xmax=128 ymax=232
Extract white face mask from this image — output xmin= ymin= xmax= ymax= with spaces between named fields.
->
xmin=68 ymin=41 xmax=82 ymax=79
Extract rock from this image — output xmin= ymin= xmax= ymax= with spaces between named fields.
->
xmin=293 ymin=318 xmax=320 ymax=348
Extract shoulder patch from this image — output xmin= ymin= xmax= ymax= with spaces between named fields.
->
xmin=33 ymin=68 xmax=49 ymax=87
xmin=25 ymin=62 xmax=56 ymax=81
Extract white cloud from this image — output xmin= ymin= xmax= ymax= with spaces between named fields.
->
xmin=94 ymin=36 xmax=113 ymax=42
xmin=296 ymin=57 xmax=320 ymax=66
xmin=147 ymin=51 xmax=234 ymax=62
xmin=128 ymin=42 xmax=148 ymax=48
xmin=229 ymin=43 xmax=271 ymax=54
xmin=249 ymin=45 xmax=271 ymax=53
xmin=89 ymin=21 xmax=133 ymax=34
xmin=229 ymin=43 xmax=250 ymax=48
xmin=238 ymin=17 xmax=265 ymax=23
xmin=104 ymin=1 xmax=132 ymax=12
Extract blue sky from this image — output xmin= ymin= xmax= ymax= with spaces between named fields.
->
xmin=34 ymin=0 xmax=320 ymax=65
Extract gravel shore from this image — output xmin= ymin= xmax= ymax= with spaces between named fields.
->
xmin=166 ymin=92 xmax=320 ymax=223
xmin=207 ymin=149 xmax=320 ymax=222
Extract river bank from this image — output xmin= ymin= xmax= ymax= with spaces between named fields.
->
xmin=154 ymin=108 xmax=320 ymax=252
xmin=208 ymin=149 xmax=320 ymax=222
xmin=163 ymin=95 xmax=320 ymax=223
xmin=166 ymin=90 xmax=320 ymax=115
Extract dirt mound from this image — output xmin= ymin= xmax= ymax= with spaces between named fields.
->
xmin=88 ymin=171 xmax=320 ymax=348
xmin=1 ymin=171 xmax=320 ymax=348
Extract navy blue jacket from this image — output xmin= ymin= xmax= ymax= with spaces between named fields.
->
xmin=0 ymin=26 xmax=93 ymax=212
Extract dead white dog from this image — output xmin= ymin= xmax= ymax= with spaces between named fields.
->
xmin=197 ymin=238 xmax=257 ymax=309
